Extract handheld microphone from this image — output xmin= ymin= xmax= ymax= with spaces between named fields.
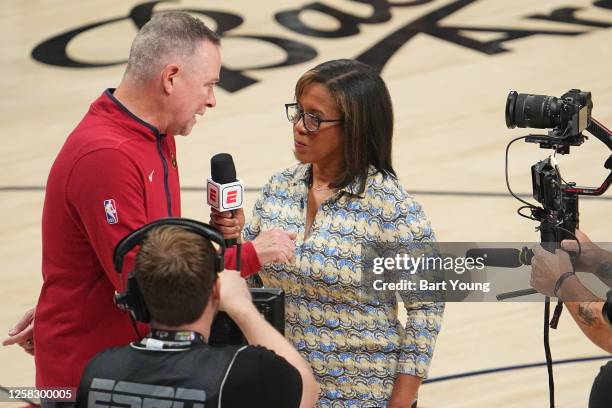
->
xmin=208 ymin=153 xmax=244 ymax=248
xmin=466 ymin=247 xmax=537 ymax=300
xmin=465 ymin=247 xmax=534 ymax=268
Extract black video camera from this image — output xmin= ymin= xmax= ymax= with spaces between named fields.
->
xmin=500 ymin=90 xmax=611 ymax=408
xmin=504 ymin=89 xmax=610 ymax=246
xmin=496 ymin=90 xmax=611 ymax=295
xmin=209 ymin=288 xmax=285 ymax=346
xmin=506 ymin=89 xmax=593 ymax=152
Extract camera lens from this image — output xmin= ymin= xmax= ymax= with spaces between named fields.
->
xmin=505 ymin=91 xmax=562 ymax=129
xmin=505 ymin=91 xmax=518 ymax=128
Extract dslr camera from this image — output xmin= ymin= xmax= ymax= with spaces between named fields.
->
xmin=506 ymin=89 xmax=592 ymax=153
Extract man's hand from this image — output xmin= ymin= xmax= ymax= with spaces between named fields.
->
xmin=252 ymin=229 xmax=297 ymax=265
xmin=530 ymin=245 xmax=574 ymax=297
xmin=210 ymin=208 xmax=245 ymax=240
xmin=561 ymin=229 xmax=606 ymax=273
xmin=2 ymin=307 xmax=35 ymax=356
xmin=217 ymin=270 xmax=254 ymax=316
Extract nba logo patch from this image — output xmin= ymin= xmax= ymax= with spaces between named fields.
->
xmin=103 ymin=199 xmax=118 ymax=224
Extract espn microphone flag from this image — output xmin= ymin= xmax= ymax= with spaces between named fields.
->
xmin=207 ymin=153 xmax=244 ymax=212
xmin=206 ymin=178 xmax=244 ymax=211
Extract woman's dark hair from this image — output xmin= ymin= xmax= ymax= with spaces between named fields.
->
xmin=295 ymin=59 xmax=396 ymax=194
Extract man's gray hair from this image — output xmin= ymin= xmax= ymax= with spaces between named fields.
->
xmin=126 ymin=11 xmax=220 ymax=81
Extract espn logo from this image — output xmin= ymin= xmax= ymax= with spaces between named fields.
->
xmin=208 ymin=187 xmax=217 ymax=204
xmin=88 ymin=378 xmax=207 ymax=408
xmin=206 ymin=179 xmax=243 ymax=211
xmin=226 ymin=190 xmax=238 ymax=204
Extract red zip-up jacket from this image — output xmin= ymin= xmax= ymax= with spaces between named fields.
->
xmin=35 ymin=89 xmax=260 ymax=388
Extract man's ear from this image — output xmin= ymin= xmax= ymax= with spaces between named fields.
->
xmin=211 ymin=277 xmax=221 ymax=302
xmin=161 ymin=64 xmax=180 ymax=94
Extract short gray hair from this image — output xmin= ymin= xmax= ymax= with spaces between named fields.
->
xmin=126 ymin=11 xmax=220 ymax=81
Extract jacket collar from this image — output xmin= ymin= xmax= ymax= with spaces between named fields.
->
xmin=93 ymin=88 xmax=164 ymax=141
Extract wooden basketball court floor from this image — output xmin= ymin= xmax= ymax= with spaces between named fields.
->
xmin=1 ymin=0 xmax=610 ymax=406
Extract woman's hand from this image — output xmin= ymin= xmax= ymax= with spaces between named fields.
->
xmin=210 ymin=208 xmax=245 ymax=240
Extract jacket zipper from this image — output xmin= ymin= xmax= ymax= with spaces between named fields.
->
xmin=156 ymin=134 xmax=173 ymax=216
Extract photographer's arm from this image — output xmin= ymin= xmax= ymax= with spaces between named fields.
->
xmin=218 ymin=271 xmax=319 ymax=408
xmin=531 ymin=245 xmax=612 ymax=353
xmin=561 ymin=230 xmax=612 ymax=287
xmin=556 ymin=277 xmax=612 ymax=353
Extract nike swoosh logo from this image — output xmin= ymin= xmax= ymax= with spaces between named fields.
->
xmin=148 ymin=170 xmax=155 ymax=183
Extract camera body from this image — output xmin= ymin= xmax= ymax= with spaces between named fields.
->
xmin=506 ymin=89 xmax=592 ymax=137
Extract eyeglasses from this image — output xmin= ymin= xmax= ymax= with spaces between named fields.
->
xmin=285 ymin=103 xmax=343 ymax=133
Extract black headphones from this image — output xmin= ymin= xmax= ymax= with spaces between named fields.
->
xmin=113 ymin=217 xmax=226 ymax=324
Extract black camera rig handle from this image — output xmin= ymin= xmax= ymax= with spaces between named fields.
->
xmin=564 ymin=118 xmax=612 ymax=196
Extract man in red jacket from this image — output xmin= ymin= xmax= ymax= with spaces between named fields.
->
xmin=2 ymin=11 xmax=296 ymax=399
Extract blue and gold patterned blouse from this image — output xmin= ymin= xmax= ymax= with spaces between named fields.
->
xmin=244 ymin=163 xmax=444 ymax=407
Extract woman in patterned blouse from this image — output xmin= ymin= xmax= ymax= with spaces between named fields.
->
xmin=216 ymin=59 xmax=444 ymax=407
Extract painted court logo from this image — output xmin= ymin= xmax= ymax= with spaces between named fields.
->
xmin=30 ymin=0 xmax=612 ymax=93
xmin=103 ymin=199 xmax=118 ymax=224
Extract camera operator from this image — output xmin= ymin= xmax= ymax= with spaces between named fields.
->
xmin=530 ymin=229 xmax=612 ymax=408
xmin=76 ymin=225 xmax=319 ymax=408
